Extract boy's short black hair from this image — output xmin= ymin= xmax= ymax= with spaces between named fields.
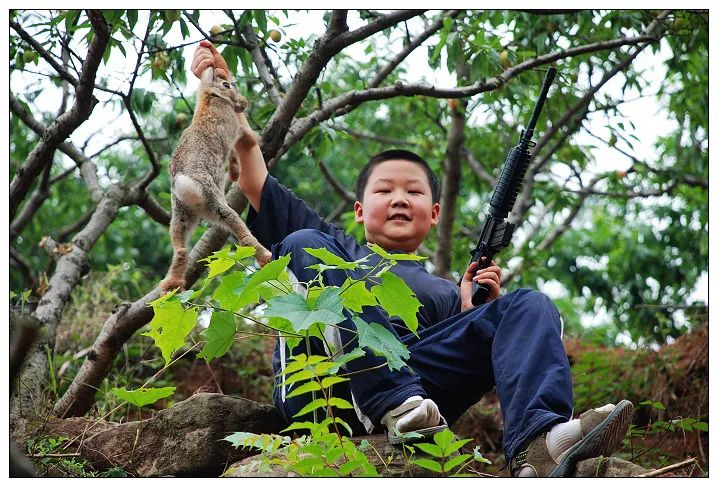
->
xmin=355 ymin=149 xmax=440 ymax=204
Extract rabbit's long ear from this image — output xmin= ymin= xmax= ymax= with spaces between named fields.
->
xmin=200 ymin=67 xmax=215 ymax=83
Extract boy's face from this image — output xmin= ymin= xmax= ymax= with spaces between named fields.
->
xmin=354 ymin=159 xmax=440 ymax=252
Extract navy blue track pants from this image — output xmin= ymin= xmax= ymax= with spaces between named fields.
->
xmin=270 ymin=230 xmax=573 ymax=460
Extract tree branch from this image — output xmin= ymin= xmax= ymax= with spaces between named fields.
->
xmin=136 ymin=193 xmax=171 ymax=226
xmin=126 ymin=27 xmax=162 ymax=192
xmin=275 ymin=33 xmax=659 ymax=164
xmin=502 ymin=176 xmax=597 ymax=285
xmin=10 ymin=164 xmax=52 ymax=239
xmin=236 ymin=21 xmax=283 ymax=106
xmin=57 ymin=207 xmax=95 ymax=242
xmin=54 ymin=185 xmax=252 ymax=417
xmin=261 ymin=10 xmax=423 ymax=165
xmin=328 ymin=123 xmax=420 ymax=148
xmin=435 ymin=77 xmax=467 ymax=279
xmin=584 ymin=128 xmax=708 ymax=189
xmin=10 ymin=247 xmax=36 ymax=290
xmin=10 ymin=93 xmax=103 ymax=203
xmin=463 ymin=148 xmax=495 ymax=186
xmin=511 ymin=15 xmax=669 ymax=225
xmin=10 ymin=19 xmax=79 ymax=87
xmin=319 ymin=160 xmax=356 ymax=202
xmin=9 ymin=10 xmax=109 ymax=220
xmin=368 ymin=11 xmax=460 ymax=89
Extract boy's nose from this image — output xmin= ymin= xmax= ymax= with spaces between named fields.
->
xmin=391 ymin=194 xmax=409 ymax=207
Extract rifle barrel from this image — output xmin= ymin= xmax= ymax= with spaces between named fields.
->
xmin=524 ymin=67 xmax=557 ymax=139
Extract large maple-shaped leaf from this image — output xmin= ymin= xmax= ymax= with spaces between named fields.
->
xmin=339 ymin=278 xmax=377 ymax=312
xmin=264 ymin=287 xmax=345 ymax=333
xmin=143 ymin=300 xmax=198 ymax=366
xmin=213 ymin=272 xmax=252 ymax=310
xmin=212 ymin=254 xmax=291 ymax=311
xmin=111 ymin=386 xmax=176 ymax=407
xmin=354 ymin=317 xmax=410 ymax=371
xmin=371 ymin=271 xmax=422 ymax=336
xmin=197 ymin=310 xmax=237 ymax=363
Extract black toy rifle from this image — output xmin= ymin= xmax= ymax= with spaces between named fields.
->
xmin=469 ymin=67 xmax=557 ymax=306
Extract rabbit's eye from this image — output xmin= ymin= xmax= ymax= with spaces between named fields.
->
xmin=222 ymin=82 xmax=231 ymax=89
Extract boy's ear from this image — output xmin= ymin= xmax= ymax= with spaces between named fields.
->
xmin=354 ymin=201 xmax=364 ymax=223
xmin=431 ymin=202 xmax=440 ymax=226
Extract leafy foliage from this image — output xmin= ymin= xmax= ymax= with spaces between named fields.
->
xmin=407 ymin=428 xmax=490 ymax=476
xmin=110 ymin=386 xmax=176 ymax=407
xmin=9 ymin=9 xmax=708 ymax=346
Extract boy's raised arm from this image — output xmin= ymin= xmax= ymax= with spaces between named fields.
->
xmin=191 ymin=40 xmax=267 ymax=210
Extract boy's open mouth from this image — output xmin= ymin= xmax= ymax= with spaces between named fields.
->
xmin=388 ymin=213 xmax=412 ymax=221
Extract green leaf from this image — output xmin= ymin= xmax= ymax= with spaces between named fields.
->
xmin=125 ymin=10 xmax=138 ymax=29
xmin=371 ymin=271 xmax=422 ymax=336
xmin=254 ymin=9 xmax=267 ymax=33
xmin=442 ymin=438 xmax=472 ymax=456
xmin=206 ymin=258 xmax=235 ymax=280
xmin=282 ymin=353 xmax=308 ymax=375
xmin=304 ymin=247 xmax=369 ymax=270
xmin=213 ymin=272 xmax=252 ymax=311
xmin=432 ymin=428 xmax=455 ymax=450
xmin=332 ymin=417 xmax=353 ymax=436
xmin=223 ymin=432 xmax=290 ymax=452
xmin=200 ymin=246 xmax=255 ymax=279
xmin=325 ymin=446 xmax=345 ymax=464
xmin=285 ymin=380 xmax=321 ymax=399
xmin=294 ymin=398 xmax=328 ymax=417
xmin=197 ymin=311 xmax=237 ymax=363
xmin=143 ymin=300 xmax=197 ymax=366
xmin=444 ymin=453 xmax=472 ymax=472
xmin=327 ymin=397 xmax=354 ymax=409
xmin=240 ymin=254 xmax=291 ymax=303
xmin=414 ymin=442 xmax=443 ymax=458
xmin=473 ymin=445 xmax=492 ymax=464
xmin=280 ymin=369 xmax=315 ymax=386
xmin=332 ymin=347 xmax=366 ymax=368
xmin=264 ymin=287 xmax=345 ymax=333
xmin=354 ymin=317 xmax=410 ymax=371
xmin=110 ymin=386 xmax=175 ymax=407
xmin=339 ymin=459 xmax=366 ymax=476
xmin=147 ymin=287 xmax=179 ymax=306
xmin=320 ymin=376 xmax=349 ymax=388
xmin=280 ymin=421 xmax=316 ymax=433
xmin=340 ymin=278 xmax=377 ymax=312
xmin=411 ymin=457 xmax=443 ymax=473
xmin=367 ymin=243 xmax=426 ymax=261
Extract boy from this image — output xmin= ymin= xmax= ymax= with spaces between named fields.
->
xmin=191 ymin=41 xmax=634 ymax=477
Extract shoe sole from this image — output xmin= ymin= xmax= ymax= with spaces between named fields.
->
xmin=548 ymin=399 xmax=634 ymax=477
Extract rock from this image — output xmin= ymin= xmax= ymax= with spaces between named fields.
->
xmin=13 ymin=394 xmax=286 ymax=477
xmin=575 ymin=456 xmax=649 ymax=477
xmin=11 ymin=394 xmax=653 ymax=478
xmin=80 ymin=393 xmax=286 ymax=477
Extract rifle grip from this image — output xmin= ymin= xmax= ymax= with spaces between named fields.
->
xmin=471 ymin=281 xmax=490 ymax=306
